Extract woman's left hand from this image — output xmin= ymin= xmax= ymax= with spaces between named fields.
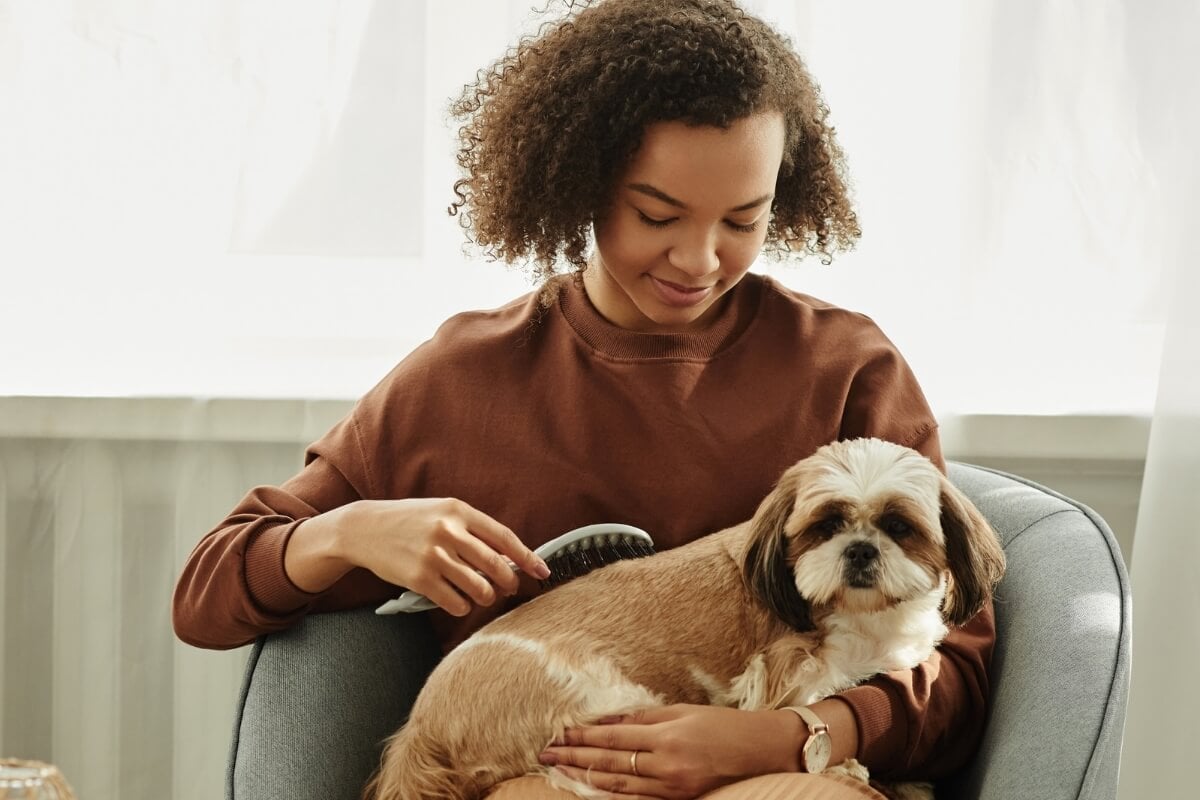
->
xmin=537 ymin=704 xmax=799 ymax=799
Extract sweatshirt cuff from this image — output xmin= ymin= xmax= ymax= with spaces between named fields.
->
xmin=244 ymin=520 xmax=322 ymax=614
xmin=838 ymin=680 xmax=908 ymax=774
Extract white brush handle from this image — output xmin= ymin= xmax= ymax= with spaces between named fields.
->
xmin=374 ymin=523 xmax=652 ymax=615
xmin=375 ymin=591 xmax=439 ymax=614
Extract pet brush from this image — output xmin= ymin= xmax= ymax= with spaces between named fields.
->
xmin=375 ymin=523 xmax=656 ymax=614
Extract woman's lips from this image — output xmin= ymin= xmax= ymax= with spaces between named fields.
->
xmin=649 ymin=275 xmax=713 ymax=308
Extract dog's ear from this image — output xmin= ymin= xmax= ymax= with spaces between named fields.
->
xmin=741 ymin=479 xmax=814 ymax=632
xmin=939 ymin=473 xmax=1006 ymax=626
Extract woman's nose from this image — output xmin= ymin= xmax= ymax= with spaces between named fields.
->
xmin=667 ymin=227 xmax=720 ymax=278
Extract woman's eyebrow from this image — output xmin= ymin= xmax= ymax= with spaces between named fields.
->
xmin=627 ymin=183 xmax=774 ymax=213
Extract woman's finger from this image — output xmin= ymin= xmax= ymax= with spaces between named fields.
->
xmin=459 ymin=504 xmax=550 ymax=580
xmin=452 ymin=532 xmax=524 ymax=598
xmin=436 ymin=548 xmax=503 ymax=607
xmin=418 ymin=576 xmax=473 ymax=617
xmin=552 ymin=720 xmax=661 ymax=752
xmin=589 ymin=705 xmax=684 ymax=726
xmin=542 ymin=745 xmax=660 ymax=779
xmin=549 ymin=764 xmax=668 ymax=800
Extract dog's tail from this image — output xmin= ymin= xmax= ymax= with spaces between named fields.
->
xmin=362 ymin=722 xmax=494 ymax=800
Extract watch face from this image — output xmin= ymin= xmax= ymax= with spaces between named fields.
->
xmin=805 ymin=731 xmax=832 ymax=773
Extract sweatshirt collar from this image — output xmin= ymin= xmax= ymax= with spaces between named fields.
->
xmin=556 ymin=271 xmax=764 ymax=360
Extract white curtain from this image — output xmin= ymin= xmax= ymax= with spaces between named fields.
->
xmin=0 ymin=2 xmax=1192 ymax=798
xmin=1116 ymin=1 xmax=1199 ymax=796
xmin=0 ymin=0 xmax=1170 ymax=413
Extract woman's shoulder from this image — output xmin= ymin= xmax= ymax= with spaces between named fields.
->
xmin=358 ymin=283 xmax=560 ymax=399
xmin=429 ymin=287 xmax=544 ymax=347
xmin=753 ymin=273 xmax=895 ymax=351
xmin=412 ymin=285 xmax=556 ymax=363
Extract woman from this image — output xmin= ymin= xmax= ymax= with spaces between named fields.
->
xmin=173 ymin=1 xmax=995 ymax=797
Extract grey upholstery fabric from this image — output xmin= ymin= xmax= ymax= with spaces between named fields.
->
xmin=227 ymin=609 xmax=441 ymax=800
xmin=940 ymin=464 xmax=1131 ymax=800
xmin=226 ymin=463 xmax=1131 ymax=800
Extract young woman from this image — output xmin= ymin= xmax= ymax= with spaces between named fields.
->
xmin=174 ymin=2 xmax=995 ymax=797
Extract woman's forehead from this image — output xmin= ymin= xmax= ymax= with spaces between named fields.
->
xmin=621 ymin=113 xmax=785 ymax=210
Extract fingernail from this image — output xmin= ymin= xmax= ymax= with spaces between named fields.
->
xmin=538 ymin=752 xmax=558 ymax=766
xmin=533 ymin=559 xmax=551 ymax=579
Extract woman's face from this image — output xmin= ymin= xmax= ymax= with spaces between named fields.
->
xmin=585 ymin=112 xmax=786 ymax=333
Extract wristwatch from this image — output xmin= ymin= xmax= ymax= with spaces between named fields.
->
xmin=784 ymin=705 xmax=832 ymax=773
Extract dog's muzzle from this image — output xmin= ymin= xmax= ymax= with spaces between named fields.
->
xmin=843 ymin=541 xmax=880 ymax=588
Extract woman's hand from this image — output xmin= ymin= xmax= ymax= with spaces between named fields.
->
xmin=537 ymin=704 xmax=802 ymax=799
xmin=286 ymin=497 xmax=549 ymax=615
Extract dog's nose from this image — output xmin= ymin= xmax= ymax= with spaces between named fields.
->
xmin=844 ymin=542 xmax=879 ymax=568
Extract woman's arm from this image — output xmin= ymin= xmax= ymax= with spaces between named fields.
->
xmin=171 ymin=454 xmax=365 ymax=650
xmin=284 ymin=496 xmax=550 ymax=611
xmin=172 ymin=418 xmax=549 ymax=650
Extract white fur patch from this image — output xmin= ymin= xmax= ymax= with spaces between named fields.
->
xmin=454 ymin=633 xmax=662 ymax=724
xmin=688 ymin=666 xmax=728 ymax=705
xmin=452 ymin=632 xmax=547 ymax=658
xmin=727 ymin=654 xmax=768 ymax=709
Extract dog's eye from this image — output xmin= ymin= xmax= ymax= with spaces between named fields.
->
xmin=881 ymin=515 xmax=913 ymax=539
xmin=811 ymin=516 xmax=844 ymax=538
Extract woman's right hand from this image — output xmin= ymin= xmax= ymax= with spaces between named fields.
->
xmin=285 ymin=497 xmax=550 ymax=616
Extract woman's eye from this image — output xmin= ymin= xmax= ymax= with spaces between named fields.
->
xmin=636 ymin=210 xmax=674 ymax=228
xmin=726 ymin=220 xmax=760 ymax=234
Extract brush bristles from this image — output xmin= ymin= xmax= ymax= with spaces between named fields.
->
xmin=539 ymin=534 xmax=656 ymax=589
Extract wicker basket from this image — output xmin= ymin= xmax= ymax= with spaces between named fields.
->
xmin=0 ymin=760 xmax=76 ymax=800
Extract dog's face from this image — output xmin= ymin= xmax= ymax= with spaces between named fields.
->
xmin=743 ymin=438 xmax=1005 ymax=631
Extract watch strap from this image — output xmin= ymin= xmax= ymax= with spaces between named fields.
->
xmin=784 ymin=705 xmax=828 ymax=736
xmin=783 ymin=705 xmax=830 ymax=773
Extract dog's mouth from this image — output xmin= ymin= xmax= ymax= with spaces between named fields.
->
xmin=844 ymin=568 xmax=878 ymax=589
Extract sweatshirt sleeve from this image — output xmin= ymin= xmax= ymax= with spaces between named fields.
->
xmin=172 ymin=413 xmax=374 ymax=650
xmin=834 ymin=333 xmax=997 ymax=778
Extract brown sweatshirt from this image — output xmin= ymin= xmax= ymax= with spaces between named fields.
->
xmin=173 ymin=272 xmax=995 ymax=779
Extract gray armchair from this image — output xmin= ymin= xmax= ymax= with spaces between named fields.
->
xmin=226 ymin=463 xmax=1132 ymax=799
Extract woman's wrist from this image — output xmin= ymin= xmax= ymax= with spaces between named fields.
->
xmin=284 ymin=503 xmax=357 ymax=593
xmin=808 ymin=698 xmax=859 ymax=768
xmin=772 ymin=698 xmax=860 ymax=773
xmin=771 ymin=708 xmax=807 ymax=772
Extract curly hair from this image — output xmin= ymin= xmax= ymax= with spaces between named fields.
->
xmin=449 ymin=0 xmax=861 ymax=285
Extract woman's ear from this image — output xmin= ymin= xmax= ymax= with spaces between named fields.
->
xmin=939 ymin=474 xmax=1006 ymax=626
xmin=742 ymin=478 xmax=814 ymax=632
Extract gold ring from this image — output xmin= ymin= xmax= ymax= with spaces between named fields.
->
xmin=630 ymin=750 xmax=640 ymax=777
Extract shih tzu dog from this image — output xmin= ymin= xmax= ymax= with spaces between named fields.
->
xmin=364 ymin=438 xmax=1006 ymax=800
